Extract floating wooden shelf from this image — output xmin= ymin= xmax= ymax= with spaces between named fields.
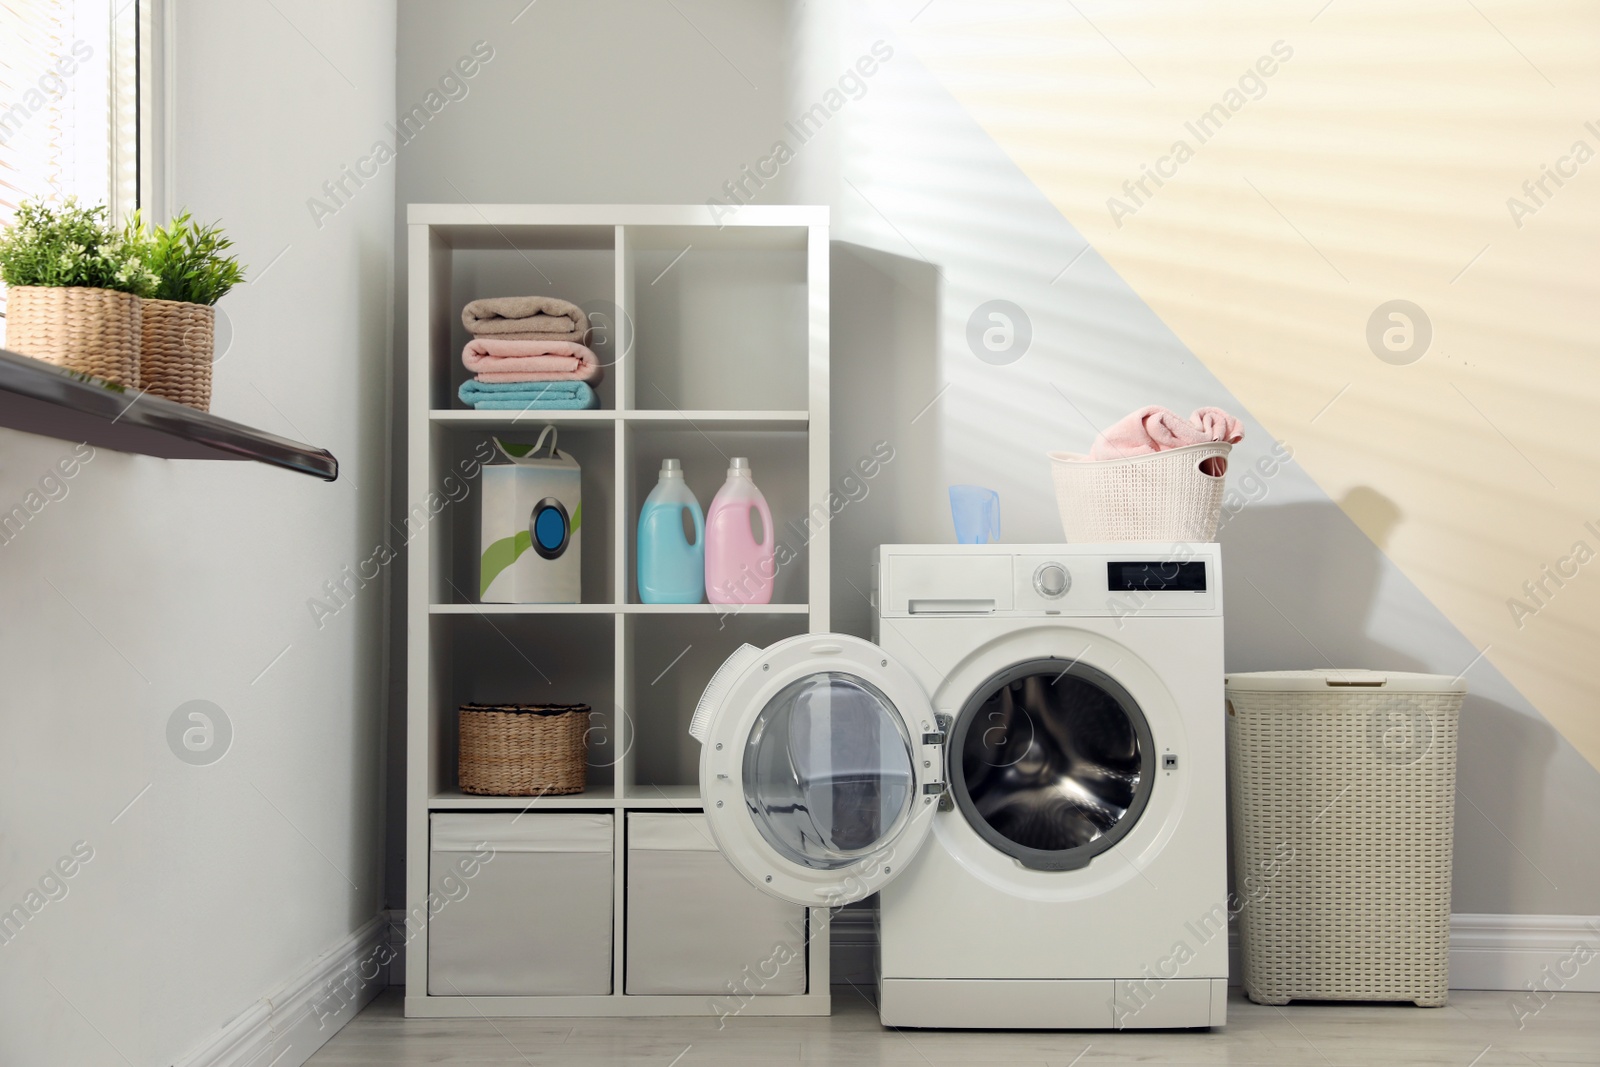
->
xmin=0 ymin=347 xmax=338 ymax=480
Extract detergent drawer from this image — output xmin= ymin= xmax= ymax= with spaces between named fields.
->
xmin=881 ymin=553 xmax=1013 ymax=615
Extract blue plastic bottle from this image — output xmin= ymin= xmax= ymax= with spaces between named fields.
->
xmin=636 ymin=459 xmax=705 ymax=603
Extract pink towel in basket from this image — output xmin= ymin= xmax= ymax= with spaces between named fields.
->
xmin=461 ymin=338 xmax=605 ymax=385
xmin=1090 ymin=405 xmax=1243 ymax=460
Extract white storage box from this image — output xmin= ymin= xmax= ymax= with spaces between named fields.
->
xmin=479 ymin=430 xmax=582 ymax=603
xmin=625 ymin=813 xmax=806 ymax=996
xmin=428 ymin=813 xmax=613 ymax=996
xmin=1225 ymin=670 xmax=1465 ymax=1007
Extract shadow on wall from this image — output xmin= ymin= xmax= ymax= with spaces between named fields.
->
xmin=1224 ymin=488 xmax=1563 ymax=909
xmin=827 ymin=240 xmax=941 ymax=640
xmin=1224 ymin=490 xmax=1425 ymax=675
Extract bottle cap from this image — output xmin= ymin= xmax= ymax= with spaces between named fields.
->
xmin=660 ymin=458 xmax=682 ymax=476
xmin=728 ymin=457 xmax=752 ymax=477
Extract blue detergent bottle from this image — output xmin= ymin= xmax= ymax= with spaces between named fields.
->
xmin=636 ymin=459 xmax=705 ymax=603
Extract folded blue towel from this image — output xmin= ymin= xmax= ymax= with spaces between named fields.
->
xmin=458 ymin=379 xmax=599 ymax=410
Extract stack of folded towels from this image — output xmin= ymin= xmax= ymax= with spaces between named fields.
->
xmin=457 ymin=296 xmax=603 ymax=410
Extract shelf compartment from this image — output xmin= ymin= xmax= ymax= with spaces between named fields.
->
xmin=627 ymin=226 xmax=808 ymax=412
xmin=624 ymin=426 xmax=811 ymax=607
xmin=0 ymin=348 xmax=338 ymax=479
xmin=432 ymin=236 xmax=618 ymax=412
xmin=430 ymin=613 xmax=617 ymax=801
xmin=623 ymin=613 xmax=808 ymax=796
xmin=430 ymin=422 xmax=616 ymax=606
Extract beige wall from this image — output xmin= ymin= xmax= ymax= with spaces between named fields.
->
xmin=898 ymin=0 xmax=1600 ymax=771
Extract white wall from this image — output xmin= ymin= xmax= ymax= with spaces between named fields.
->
xmin=389 ymin=0 xmax=1599 ymax=923
xmin=0 ymin=1 xmax=395 ymax=1062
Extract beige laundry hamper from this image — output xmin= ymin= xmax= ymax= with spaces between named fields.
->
xmin=1225 ymin=670 xmax=1465 ymax=1006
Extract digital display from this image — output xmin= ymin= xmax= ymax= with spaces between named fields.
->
xmin=1108 ymin=561 xmax=1208 ymax=592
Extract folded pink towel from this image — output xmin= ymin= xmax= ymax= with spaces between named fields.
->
xmin=461 ymin=338 xmax=604 ymax=385
xmin=1090 ymin=405 xmax=1243 ymax=460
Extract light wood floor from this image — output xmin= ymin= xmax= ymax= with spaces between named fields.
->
xmin=307 ymin=985 xmax=1600 ymax=1066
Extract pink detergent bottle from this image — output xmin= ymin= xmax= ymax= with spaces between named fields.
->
xmin=704 ymin=457 xmax=775 ymax=604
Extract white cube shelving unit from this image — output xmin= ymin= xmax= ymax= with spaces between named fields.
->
xmin=404 ymin=205 xmax=830 ymax=1017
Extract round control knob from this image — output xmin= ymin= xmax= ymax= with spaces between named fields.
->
xmin=1033 ymin=562 xmax=1070 ymax=599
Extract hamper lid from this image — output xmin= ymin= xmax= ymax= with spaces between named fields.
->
xmin=1225 ymin=668 xmax=1466 ymax=694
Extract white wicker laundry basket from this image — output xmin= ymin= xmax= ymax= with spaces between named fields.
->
xmin=1225 ymin=670 xmax=1466 ymax=1007
xmin=1047 ymin=442 xmax=1230 ymax=542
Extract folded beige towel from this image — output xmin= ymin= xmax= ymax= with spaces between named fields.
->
xmin=461 ymin=296 xmax=589 ymax=342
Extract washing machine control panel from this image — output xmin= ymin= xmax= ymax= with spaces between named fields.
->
xmin=877 ymin=545 xmax=1221 ymax=617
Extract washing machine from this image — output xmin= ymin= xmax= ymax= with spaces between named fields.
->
xmin=688 ymin=543 xmax=1228 ymax=1029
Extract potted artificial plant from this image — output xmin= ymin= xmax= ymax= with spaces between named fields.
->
xmin=132 ymin=212 xmax=246 ymax=411
xmin=0 ymin=198 xmax=157 ymax=389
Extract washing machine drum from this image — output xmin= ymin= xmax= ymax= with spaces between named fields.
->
xmin=949 ymin=659 xmax=1156 ymax=871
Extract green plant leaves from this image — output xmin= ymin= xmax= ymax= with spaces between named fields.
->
xmin=0 ymin=199 xmax=244 ymax=303
xmin=0 ymin=197 xmax=159 ymax=296
xmin=124 ymin=210 xmax=247 ymax=306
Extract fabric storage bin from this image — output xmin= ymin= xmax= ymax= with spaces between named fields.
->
xmin=428 ymin=812 xmax=613 ymax=996
xmin=1225 ymin=670 xmax=1465 ymax=1007
xmin=625 ymin=813 xmax=806 ymax=996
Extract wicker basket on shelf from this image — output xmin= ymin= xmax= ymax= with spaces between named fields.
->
xmin=5 ymin=285 xmax=141 ymax=389
xmin=139 ymin=298 xmax=214 ymax=410
xmin=458 ymin=702 xmax=589 ymax=796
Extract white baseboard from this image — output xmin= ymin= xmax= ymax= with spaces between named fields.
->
xmin=173 ymin=915 xmax=390 ymax=1067
xmin=1449 ymin=914 xmax=1600 ymax=992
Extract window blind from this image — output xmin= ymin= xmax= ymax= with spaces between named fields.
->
xmin=0 ymin=0 xmax=136 ymax=327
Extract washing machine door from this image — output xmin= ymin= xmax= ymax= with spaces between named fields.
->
xmin=948 ymin=657 xmax=1157 ymax=871
xmin=689 ymin=633 xmax=940 ymax=907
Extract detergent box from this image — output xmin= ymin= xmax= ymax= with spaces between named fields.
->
xmin=479 ymin=430 xmax=581 ymax=603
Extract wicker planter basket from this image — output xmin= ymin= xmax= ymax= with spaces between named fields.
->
xmin=4 ymin=285 xmax=141 ymax=388
xmin=1225 ymin=670 xmax=1465 ymax=1007
xmin=458 ymin=703 xmax=589 ymax=797
xmin=1047 ymin=442 xmax=1231 ymax=542
xmin=139 ymin=298 xmax=214 ymax=410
